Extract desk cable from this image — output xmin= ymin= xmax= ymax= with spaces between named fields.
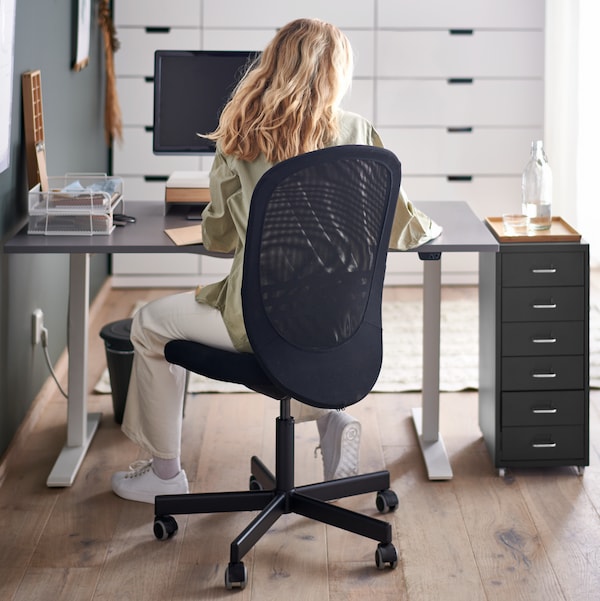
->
xmin=40 ymin=326 xmax=68 ymax=399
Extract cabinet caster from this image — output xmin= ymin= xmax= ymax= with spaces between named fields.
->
xmin=498 ymin=468 xmax=506 ymax=478
xmin=154 ymin=515 xmax=178 ymax=540
xmin=249 ymin=475 xmax=264 ymax=490
xmin=375 ymin=543 xmax=398 ymax=570
xmin=574 ymin=466 xmax=585 ymax=476
xmin=225 ymin=562 xmax=248 ymax=590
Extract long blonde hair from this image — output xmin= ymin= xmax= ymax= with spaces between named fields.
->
xmin=205 ymin=19 xmax=354 ymax=163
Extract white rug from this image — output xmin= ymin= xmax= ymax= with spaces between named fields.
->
xmin=188 ymin=299 xmax=480 ymax=394
xmin=95 ymin=299 xmax=600 ymax=394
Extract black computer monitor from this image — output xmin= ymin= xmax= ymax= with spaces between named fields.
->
xmin=153 ymin=50 xmax=258 ymax=155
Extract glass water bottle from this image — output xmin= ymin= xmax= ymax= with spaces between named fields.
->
xmin=521 ymin=140 xmax=553 ymax=231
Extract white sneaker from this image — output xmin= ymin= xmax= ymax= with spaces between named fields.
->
xmin=316 ymin=411 xmax=361 ymax=480
xmin=111 ymin=459 xmax=189 ymax=504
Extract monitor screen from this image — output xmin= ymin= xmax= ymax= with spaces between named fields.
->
xmin=153 ymin=50 xmax=259 ymax=155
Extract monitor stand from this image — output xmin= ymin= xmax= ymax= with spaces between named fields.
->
xmin=165 ymin=171 xmax=211 ymax=214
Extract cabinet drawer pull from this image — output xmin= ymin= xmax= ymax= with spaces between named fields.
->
xmin=531 ymin=372 xmax=557 ymax=379
xmin=449 ymin=29 xmax=474 ymax=35
xmin=145 ymin=27 xmax=171 ymax=34
xmin=144 ymin=175 xmax=168 ymax=182
xmin=531 ymin=267 xmax=557 ymax=274
xmin=531 ymin=337 xmax=557 ymax=344
xmin=532 ymin=407 xmax=558 ymax=414
xmin=447 ymin=175 xmax=473 ymax=182
xmin=532 ymin=442 xmax=557 ymax=449
xmin=531 ymin=303 xmax=557 ymax=310
xmin=447 ymin=127 xmax=473 ymax=133
xmin=447 ymin=78 xmax=474 ymax=84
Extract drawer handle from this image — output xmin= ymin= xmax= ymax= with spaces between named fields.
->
xmin=447 ymin=175 xmax=473 ymax=182
xmin=532 ymin=303 xmax=557 ymax=310
xmin=531 ymin=267 xmax=557 ymax=274
xmin=531 ymin=337 xmax=557 ymax=344
xmin=447 ymin=127 xmax=473 ymax=133
xmin=144 ymin=175 xmax=169 ymax=182
xmin=532 ymin=442 xmax=557 ymax=449
xmin=447 ymin=78 xmax=474 ymax=84
xmin=145 ymin=27 xmax=171 ymax=34
xmin=531 ymin=372 xmax=557 ymax=379
xmin=532 ymin=407 xmax=558 ymax=414
xmin=449 ymin=29 xmax=474 ymax=35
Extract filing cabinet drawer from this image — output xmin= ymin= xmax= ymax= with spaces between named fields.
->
xmin=201 ymin=255 xmax=234 ymax=276
xmin=502 ymin=287 xmax=585 ymax=322
xmin=117 ymin=78 xmax=154 ymax=126
xmin=502 ymin=356 xmax=584 ymax=391
xmin=402 ymin=176 xmax=520 ymax=220
xmin=377 ymin=80 xmax=543 ymax=128
xmin=502 ymin=390 xmax=585 ymax=427
xmin=115 ymin=0 xmax=201 ymax=27
xmin=113 ymin=128 xmax=202 ymax=175
xmin=202 ymin=28 xmax=276 ymax=53
xmin=115 ymin=28 xmax=201 ymax=76
xmin=203 ymin=0 xmax=374 ymax=29
xmin=113 ymin=253 xmax=201 ymax=275
xmin=378 ymin=127 xmax=542 ymax=176
xmin=377 ymin=31 xmax=544 ymax=78
xmin=377 ymin=0 xmax=544 ymax=29
xmin=501 ymin=426 xmax=584 ymax=462
xmin=202 ymin=29 xmax=376 ymax=79
xmin=119 ymin=176 xmax=167 ymax=202
xmin=502 ymin=252 xmax=585 ymax=287
xmin=502 ymin=321 xmax=584 ymax=357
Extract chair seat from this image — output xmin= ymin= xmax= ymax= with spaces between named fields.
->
xmin=164 ymin=339 xmax=287 ymax=399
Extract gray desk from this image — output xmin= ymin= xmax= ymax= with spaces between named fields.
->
xmin=4 ymin=200 xmax=498 ymax=485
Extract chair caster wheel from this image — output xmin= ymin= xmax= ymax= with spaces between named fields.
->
xmin=154 ymin=515 xmax=178 ymax=540
xmin=225 ymin=562 xmax=247 ymax=590
xmin=375 ymin=543 xmax=398 ymax=570
xmin=376 ymin=489 xmax=399 ymax=513
xmin=249 ymin=475 xmax=264 ymax=490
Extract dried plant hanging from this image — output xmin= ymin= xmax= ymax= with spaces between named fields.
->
xmin=98 ymin=0 xmax=123 ymax=145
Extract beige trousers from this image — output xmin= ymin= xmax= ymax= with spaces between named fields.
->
xmin=121 ymin=291 xmax=328 ymax=459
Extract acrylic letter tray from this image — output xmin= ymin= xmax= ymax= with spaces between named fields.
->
xmin=28 ymin=174 xmax=124 ymax=235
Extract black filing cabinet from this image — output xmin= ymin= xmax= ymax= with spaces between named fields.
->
xmin=479 ymin=241 xmax=589 ymax=475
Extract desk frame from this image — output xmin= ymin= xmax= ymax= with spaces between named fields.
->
xmin=4 ymin=201 xmax=498 ymax=485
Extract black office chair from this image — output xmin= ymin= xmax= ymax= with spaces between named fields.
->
xmin=155 ymin=145 xmax=401 ymax=589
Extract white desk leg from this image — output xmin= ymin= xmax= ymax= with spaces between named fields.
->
xmin=47 ymin=253 xmax=102 ymax=487
xmin=411 ymin=256 xmax=453 ymax=480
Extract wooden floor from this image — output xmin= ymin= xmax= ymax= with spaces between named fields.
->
xmin=1 ymin=274 xmax=599 ymax=601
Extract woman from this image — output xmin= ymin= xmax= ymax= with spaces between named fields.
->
xmin=112 ymin=18 xmax=441 ymax=503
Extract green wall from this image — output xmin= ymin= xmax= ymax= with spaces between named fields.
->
xmin=0 ymin=0 xmax=110 ymax=457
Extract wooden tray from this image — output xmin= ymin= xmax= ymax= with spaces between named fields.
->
xmin=485 ymin=216 xmax=581 ymax=243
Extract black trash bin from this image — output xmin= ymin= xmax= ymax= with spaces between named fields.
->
xmin=100 ymin=318 xmax=134 ymax=424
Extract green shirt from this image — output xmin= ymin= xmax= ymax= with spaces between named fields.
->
xmin=196 ymin=110 xmax=442 ymax=352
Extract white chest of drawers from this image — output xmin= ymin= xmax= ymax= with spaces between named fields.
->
xmin=111 ymin=0 xmax=545 ymax=287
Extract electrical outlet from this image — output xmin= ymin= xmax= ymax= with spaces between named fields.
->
xmin=32 ymin=309 xmax=44 ymax=345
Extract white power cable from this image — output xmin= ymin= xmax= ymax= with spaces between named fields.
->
xmin=40 ymin=326 xmax=68 ymax=399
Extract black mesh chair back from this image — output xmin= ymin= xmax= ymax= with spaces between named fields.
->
xmin=242 ymin=144 xmax=400 ymax=409
xmin=158 ymin=145 xmax=402 ymax=589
